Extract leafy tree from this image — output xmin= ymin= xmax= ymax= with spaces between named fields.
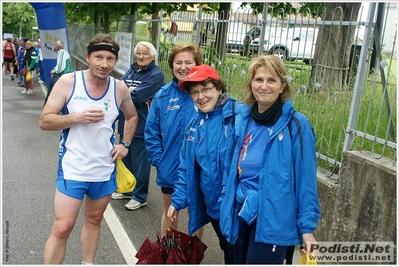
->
xmin=2 ymin=3 xmax=36 ymax=38
xmin=64 ymin=3 xmax=132 ymax=33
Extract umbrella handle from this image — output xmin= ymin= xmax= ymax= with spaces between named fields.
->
xmin=166 ymin=227 xmax=175 ymax=250
xmin=166 ymin=227 xmax=173 ymax=237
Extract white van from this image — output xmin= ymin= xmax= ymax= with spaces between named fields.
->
xmin=243 ymin=26 xmax=319 ymax=64
xmin=275 ymin=27 xmax=318 ymax=64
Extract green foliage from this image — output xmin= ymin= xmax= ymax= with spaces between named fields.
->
xmin=298 ymin=3 xmax=325 ymax=19
xmin=64 ymin=3 xmax=132 ymax=25
xmin=202 ymin=45 xmax=219 ymax=63
xmin=64 ymin=3 xmax=92 ymax=24
xmin=158 ymin=3 xmax=220 ymax=16
xmin=240 ymin=2 xmax=324 ymax=19
xmin=2 ymin=3 xmax=36 ymax=38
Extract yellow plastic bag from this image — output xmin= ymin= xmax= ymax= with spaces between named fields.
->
xmin=25 ymin=70 xmax=32 ymax=81
xmin=115 ymin=157 xmax=136 ymax=193
xmin=300 ymin=252 xmax=317 ymax=265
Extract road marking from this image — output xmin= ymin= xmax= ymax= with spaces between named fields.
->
xmin=40 ymin=82 xmax=47 ymax=95
xmin=104 ymin=204 xmax=138 ymax=265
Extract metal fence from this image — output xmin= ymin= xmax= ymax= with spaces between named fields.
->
xmin=68 ymin=3 xmax=397 ymax=175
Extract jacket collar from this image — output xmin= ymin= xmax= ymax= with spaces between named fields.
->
xmin=132 ymin=60 xmax=155 ymax=72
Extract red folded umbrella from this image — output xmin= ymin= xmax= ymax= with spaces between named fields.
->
xmin=135 ymin=237 xmax=165 ymax=264
xmin=136 ymin=227 xmax=207 ymax=264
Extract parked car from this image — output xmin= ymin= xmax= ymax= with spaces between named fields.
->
xmin=226 ymin=31 xmax=245 ymax=54
xmin=242 ymin=26 xmax=262 ymax=56
xmin=248 ymin=26 xmax=289 ymax=55
xmin=243 ymin=26 xmax=319 ymax=64
xmin=226 ymin=39 xmax=244 ymax=53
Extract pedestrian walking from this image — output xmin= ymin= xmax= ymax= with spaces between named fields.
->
xmin=20 ymin=40 xmax=37 ymax=95
xmin=50 ymin=40 xmax=72 ymax=81
xmin=3 ymin=37 xmax=16 ymax=80
xmin=17 ymin=38 xmax=26 ymax=87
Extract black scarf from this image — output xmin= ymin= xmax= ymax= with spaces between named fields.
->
xmin=251 ymin=101 xmax=282 ymax=126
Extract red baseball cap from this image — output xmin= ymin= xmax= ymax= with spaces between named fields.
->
xmin=179 ymin=64 xmax=220 ymax=90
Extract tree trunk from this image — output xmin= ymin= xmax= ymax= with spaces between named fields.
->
xmin=151 ymin=3 xmax=160 ymax=45
xmin=310 ymin=3 xmax=361 ymax=91
xmin=94 ymin=8 xmax=100 ymax=34
xmin=128 ymin=3 xmax=138 ymax=33
xmin=104 ymin=9 xmax=110 ymax=33
xmin=215 ymin=3 xmax=231 ymax=60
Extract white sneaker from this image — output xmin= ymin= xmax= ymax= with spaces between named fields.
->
xmin=111 ymin=193 xmax=132 ymax=200
xmin=26 ymin=89 xmax=33 ymax=95
xmin=125 ymin=199 xmax=147 ymax=210
xmin=38 ymin=80 xmax=44 ymax=84
xmin=21 ymin=89 xmax=27 ymax=94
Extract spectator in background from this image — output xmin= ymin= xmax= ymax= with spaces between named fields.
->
xmin=2 ymin=37 xmax=5 ymax=68
xmin=111 ymin=41 xmax=165 ymax=210
xmin=37 ymin=40 xmax=45 ymax=84
xmin=13 ymin=37 xmax=19 ymax=77
xmin=145 ymin=43 xmax=205 ymax=238
xmin=50 ymin=40 xmax=72 ymax=81
xmin=17 ymin=38 xmax=26 ymax=87
xmin=3 ymin=37 xmax=16 ymax=80
xmin=21 ymin=40 xmax=37 ymax=95
xmin=170 ymin=21 xmax=178 ymax=43
xmin=33 ymin=41 xmax=40 ymax=79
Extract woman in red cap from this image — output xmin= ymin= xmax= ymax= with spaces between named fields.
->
xmin=167 ymin=64 xmax=246 ymax=263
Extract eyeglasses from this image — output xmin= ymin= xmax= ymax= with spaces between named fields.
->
xmin=135 ymin=52 xmax=150 ymax=57
xmin=190 ymin=86 xmax=215 ymax=97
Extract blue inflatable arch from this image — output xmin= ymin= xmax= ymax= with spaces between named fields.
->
xmin=30 ymin=3 xmax=70 ymax=89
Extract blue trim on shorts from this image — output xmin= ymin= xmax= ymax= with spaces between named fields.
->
xmin=57 ymin=179 xmax=117 ymax=200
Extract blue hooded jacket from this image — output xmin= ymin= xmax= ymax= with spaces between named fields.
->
xmin=219 ymin=99 xmax=320 ymax=246
xmin=171 ymin=97 xmax=246 ymax=235
xmin=144 ymin=79 xmax=198 ymax=188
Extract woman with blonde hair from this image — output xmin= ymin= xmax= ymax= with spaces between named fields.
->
xmin=219 ymin=54 xmax=320 ymax=264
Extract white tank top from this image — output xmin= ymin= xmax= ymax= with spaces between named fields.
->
xmin=58 ymin=71 xmax=120 ymax=182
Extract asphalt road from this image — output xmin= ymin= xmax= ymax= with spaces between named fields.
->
xmin=1 ymin=76 xmax=225 ymax=266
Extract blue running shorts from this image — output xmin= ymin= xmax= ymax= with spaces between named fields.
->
xmin=57 ymin=179 xmax=117 ymax=200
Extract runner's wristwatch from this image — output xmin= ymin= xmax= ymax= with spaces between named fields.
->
xmin=122 ymin=141 xmax=130 ymax=148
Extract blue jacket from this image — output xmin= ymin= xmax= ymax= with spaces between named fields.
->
xmin=171 ymin=98 xmax=246 ymax=235
xmin=17 ymin=45 xmax=25 ymax=68
xmin=144 ymin=79 xmax=197 ymax=188
xmin=219 ymin=99 xmax=320 ymax=246
xmin=118 ymin=61 xmax=165 ymax=138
